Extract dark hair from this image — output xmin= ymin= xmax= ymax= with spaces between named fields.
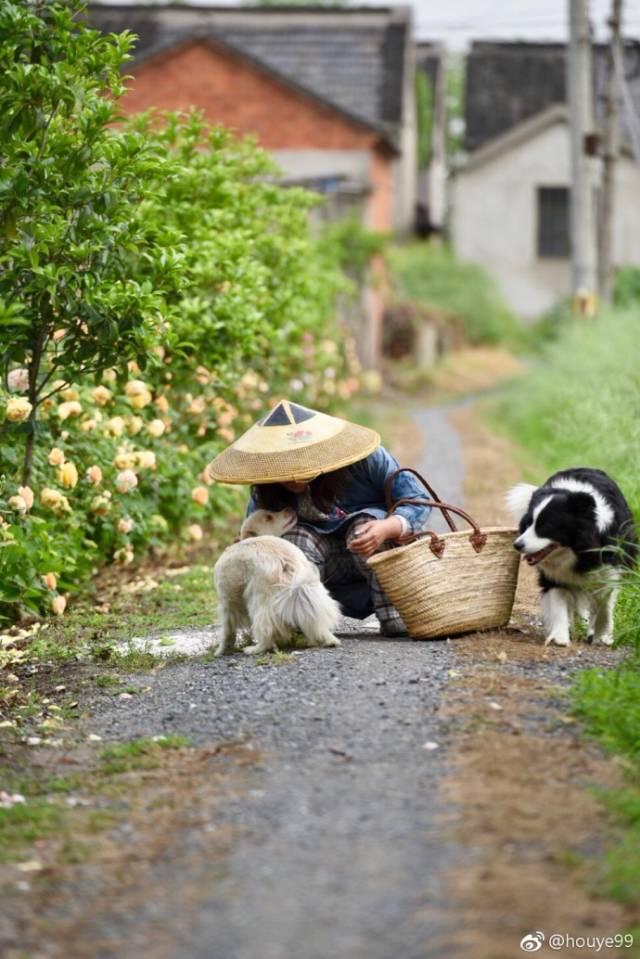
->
xmin=252 ymin=466 xmax=351 ymax=514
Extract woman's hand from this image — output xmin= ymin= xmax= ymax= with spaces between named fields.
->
xmin=347 ymin=517 xmax=404 ymax=558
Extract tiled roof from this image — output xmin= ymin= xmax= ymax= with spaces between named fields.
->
xmin=86 ymin=4 xmax=411 ymax=142
xmin=465 ymin=40 xmax=640 ymax=153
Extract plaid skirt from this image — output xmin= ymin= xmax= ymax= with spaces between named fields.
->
xmin=282 ymin=516 xmax=405 ymax=628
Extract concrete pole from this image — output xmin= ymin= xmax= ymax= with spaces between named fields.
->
xmin=598 ymin=0 xmax=623 ymax=303
xmin=568 ymin=0 xmax=599 ymax=313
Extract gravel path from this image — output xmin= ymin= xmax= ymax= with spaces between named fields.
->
xmin=87 ymin=404 xmax=466 ymax=958
xmin=85 ymin=400 xmax=629 ymax=958
xmin=91 ymin=638 xmax=460 ymax=959
xmin=410 ymin=402 xmax=467 ymax=531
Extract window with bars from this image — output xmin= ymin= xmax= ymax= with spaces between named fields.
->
xmin=537 ymin=186 xmax=571 ymax=258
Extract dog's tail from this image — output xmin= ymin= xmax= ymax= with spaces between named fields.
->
xmin=271 ymin=579 xmax=341 ymax=637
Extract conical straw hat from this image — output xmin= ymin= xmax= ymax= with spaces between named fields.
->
xmin=207 ymin=399 xmax=380 ymax=484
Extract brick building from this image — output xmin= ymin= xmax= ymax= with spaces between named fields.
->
xmin=88 ymin=4 xmax=417 ymax=233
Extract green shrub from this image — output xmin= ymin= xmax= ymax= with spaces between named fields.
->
xmin=0 ymin=3 xmax=359 ymax=624
xmin=388 ymin=242 xmax=521 ymax=346
xmin=613 ymin=266 xmax=640 ymax=308
xmin=497 ymin=307 xmax=640 ymax=517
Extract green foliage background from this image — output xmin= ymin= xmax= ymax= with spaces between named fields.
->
xmin=0 ymin=1 xmax=361 ymax=624
xmin=388 ymin=242 xmax=522 ymax=345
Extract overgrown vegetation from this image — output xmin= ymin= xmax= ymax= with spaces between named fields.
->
xmin=0 ymin=1 xmax=362 ymax=625
xmin=415 ymin=69 xmax=432 ymax=170
xmin=613 ymin=265 xmax=640 ymax=309
xmin=497 ymin=305 xmax=640 ymax=911
xmin=388 ymin=242 xmax=522 ymax=346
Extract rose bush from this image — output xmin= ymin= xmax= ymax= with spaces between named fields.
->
xmin=0 ymin=3 xmax=363 ymax=624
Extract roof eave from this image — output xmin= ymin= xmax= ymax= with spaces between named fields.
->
xmin=456 ymin=103 xmax=569 ymax=175
xmin=127 ymin=31 xmax=400 ymax=154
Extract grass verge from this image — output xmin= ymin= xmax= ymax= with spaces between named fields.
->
xmin=0 ymin=735 xmax=189 ymax=864
xmin=494 ymin=305 xmax=640 ymax=913
xmin=387 ymin=241 xmax=523 ymax=347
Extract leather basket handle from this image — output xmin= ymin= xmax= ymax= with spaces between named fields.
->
xmin=385 ymin=467 xmax=458 ymax=532
xmin=388 ymin=493 xmax=489 ymax=556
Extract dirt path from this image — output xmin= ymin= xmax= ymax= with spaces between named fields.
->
xmin=441 ymin=403 xmax=633 ymax=958
xmin=2 ymin=394 xmax=635 ymax=959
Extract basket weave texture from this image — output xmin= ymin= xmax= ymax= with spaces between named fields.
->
xmin=366 ymin=468 xmax=520 ymax=640
xmin=367 ymin=527 xmax=520 ymax=639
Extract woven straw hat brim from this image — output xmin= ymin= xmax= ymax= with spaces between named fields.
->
xmin=207 ymin=420 xmax=380 ymax=484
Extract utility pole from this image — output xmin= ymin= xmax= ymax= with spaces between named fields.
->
xmin=598 ymin=0 xmax=623 ymax=303
xmin=568 ymin=0 xmax=598 ymax=314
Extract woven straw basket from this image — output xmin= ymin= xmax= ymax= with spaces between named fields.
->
xmin=367 ymin=469 xmax=520 ymax=640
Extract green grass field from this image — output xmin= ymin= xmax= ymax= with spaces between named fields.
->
xmin=496 ymin=305 xmax=640 ymax=909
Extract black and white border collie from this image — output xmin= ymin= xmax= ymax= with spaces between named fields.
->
xmin=506 ymin=468 xmax=637 ymax=647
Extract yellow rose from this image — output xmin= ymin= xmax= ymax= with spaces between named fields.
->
xmin=217 ymin=410 xmax=234 ymax=428
xmin=60 ymin=387 xmax=79 ymax=402
xmin=86 ymin=465 xmax=103 ymax=485
xmin=124 ymin=380 xmax=149 ymax=400
xmin=116 ymin=469 xmax=138 ymax=494
xmin=135 ymin=450 xmax=156 ymax=470
xmin=9 ymin=495 xmax=27 ymax=513
xmin=127 ymin=416 xmax=144 ymax=436
xmin=106 ymin=416 xmax=125 ymax=437
xmin=113 ymin=450 xmax=136 ymax=471
xmin=18 ymin=486 xmax=34 ymax=510
xmin=58 ymin=400 xmax=82 ymax=421
xmin=102 ymin=369 xmax=117 ymax=384
xmin=147 ymin=419 xmax=166 ymax=438
xmin=118 ymin=517 xmax=135 ymax=534
xmin=154 ymin=395 xmax=169 ymax=414
xmin=51 ymin=594 xmax=67 ymax=616
xmin=41 ymin=488 xmax=71 ymax=515
xmin=57 ymin=461 xmax=78 ymax=489
xmin=191 ymin=487 xmax=209 ymax=507
xmin=48 ymin=447 xmax=66 ymax=467
xmin=187 ymin=396 xmax=206 ymax=415
xmin=130 ymin=390 xmax=152 ymax=410
xmin=92 ymin=386 xmax=112 ymax=406
xmin=42 ymin=573 xmax=57 ymax=591
xmin=6 ymin=398 xmax=32 ymax=423
xmin=114 ymin=546 xmax=134 ymax=565
xmin=187 ymin=523 xmax=204 ymax=542
xmin=91 ymin=493 xmax=112 ymax=516
xmin=80 ymin=418 xmax=97 ymax=432
xmin=7 ymin=368 xmax=29 ymax=392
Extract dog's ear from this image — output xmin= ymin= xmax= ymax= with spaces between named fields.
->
xmin=505 ymin=483 xmax=537 ymax=521
xmin=565 ymin=491 xmax=596 ymax=515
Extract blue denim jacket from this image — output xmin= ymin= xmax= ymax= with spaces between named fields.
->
xmin=247 ymin=446 xmax=432 ymax=536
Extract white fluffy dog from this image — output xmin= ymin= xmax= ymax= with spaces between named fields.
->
xmin=213 ymin=507 xmax=341 ymax=656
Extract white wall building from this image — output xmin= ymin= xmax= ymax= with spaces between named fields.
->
xmin=451 ymin=104 xmax=640 ymax=319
